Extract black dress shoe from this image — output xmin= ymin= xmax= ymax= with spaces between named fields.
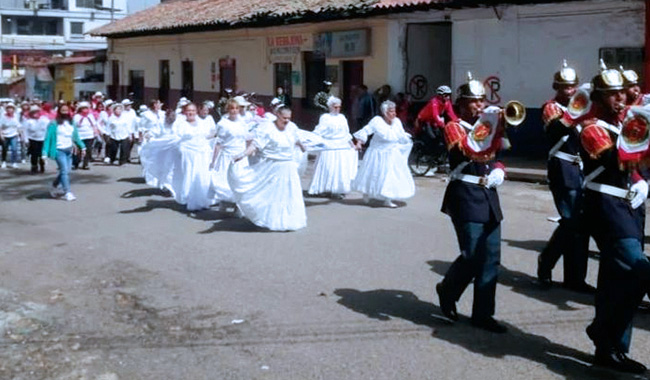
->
xmin=538 ymin=277 xmax=553 ymax=290
xmin=563 ymin=282 xmax=596 ymax=294
xmin=594 ymin=349 xmax=647 ymax=374
xmin=471 ymin=317 xmax=508 ymax=333
xmin=436 ymin=283 xmax=458 ymax=321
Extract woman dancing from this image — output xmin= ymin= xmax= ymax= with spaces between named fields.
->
xmin=353 ymin=100 xmax=415 ymax=207
xmin=228 ymin=106 xmax=307 ymax=231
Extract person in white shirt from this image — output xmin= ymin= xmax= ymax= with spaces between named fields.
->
xmin=0 ymin=102 xmax=22 ymax=169
xmin=139 ymin=100 xmax=165 ymax=141
xmin=22 ymin=105 xmax=49 ymax=173
xmin=99 ymin=99 xmax=113 ymax=163
xmin=228 ymin=106 xmax=307 ymax=231
xmin=121 ymin=99 xmax=138 ymax=163
xmin=42 ymin=104 xmax=86 ymax=201
xmin=353 ymin=100 xmax=415 ymax=208
xmin=307 ymin=96 xmax=359 ymax=198
xmin=72 ymin=101 xmax=99 ymax=170
xmin=107 ymin=103 xmax=132 ymax=166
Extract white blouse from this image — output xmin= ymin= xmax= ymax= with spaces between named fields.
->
xmin=23 ymin=116 xmax=49 ymax=141
xmin=354 ymin=115 xmax=411 ymax=147
xmin=254 ymin=121 xmax=300 ymax=161
xmin=215 ymin=117 xmax=249 ymax=155
xmin=0 ymin=114 xmax=20 ymax=138
xmin=73 ymin=113 xmax=97 ymax=140
xmin=108 ymin=114 xmax=132 ymax=140
xmin=56 ymin=121 xmax=74 ymax=149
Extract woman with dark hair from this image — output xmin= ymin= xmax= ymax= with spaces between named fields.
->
xmin=42 ymin=104 xmax=86 ymax=201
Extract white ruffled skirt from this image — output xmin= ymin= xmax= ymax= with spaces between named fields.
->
xmin=308 ymin=149 xmax=358 ymax=195
xmin=170 ymin=136 xmax=214 ymax=211
xmin=352 ymin=141 xmax=415 ymax=200
xmin=227 ymin=158 xmax=306 ymax=231
xmin=210 ymin=150 xmax=248 ymax=203
xmin=139 ymin=134 xmax=179 ymax=191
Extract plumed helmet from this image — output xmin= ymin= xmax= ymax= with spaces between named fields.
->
xmin=553 ymin=59 xmax=579 ymax=85
xmin=592 ymin=59 xmax=624 ymax=92
xmin=456 ymin=72 xmax=486 ymax=99
xmin=619 ymin=66 xmax=639 ymax=87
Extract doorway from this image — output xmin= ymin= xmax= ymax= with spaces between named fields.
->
xmin=159 ymin=60 xmax=170 ymax=106
xmin=405 ymin=23 xmax=452 ymax=104
xmin=342 ymin=60 xmax=363 ymax=125
xmin=303 ymin=51 xmax=326 ymax=108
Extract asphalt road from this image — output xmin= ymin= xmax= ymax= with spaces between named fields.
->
xmin=0 ymin=160 xmax=649 ymax=380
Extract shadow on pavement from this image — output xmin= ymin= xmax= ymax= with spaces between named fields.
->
xmin=304 ymin=197 xmax=408 ymax=209
xmin=120 ymin=200 xmax=232 ymax=222
xmin=199 ymin=218 xmax=267 ymax=234
xmin=117 ymin=176 xmax=146 ymax=184
xmin=503 ymin=238 xmax=600 ymax=259
xmin=333 ymin=288 xmax=615 ymax=380
xmin=428 ymin=260 xmax=595 ymax=310
xmin=0 ymin=172 xmax=111 ymax=201
xmin=121 ymin=188 xmax=170 ymax=198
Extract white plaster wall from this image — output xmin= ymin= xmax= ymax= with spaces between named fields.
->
xmin=449 ymin=0 xmax=644 ymax=106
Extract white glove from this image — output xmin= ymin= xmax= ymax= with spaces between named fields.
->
xmin=630 ymin=180 xmax=649 ymax=209
xmin=485 ymin=168 xmax=505 ymax=188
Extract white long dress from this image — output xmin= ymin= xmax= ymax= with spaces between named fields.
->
xmin=308 ymin=113 xmax=358 ymax=195
xmin=227 ymin=121 xmax=307 ymax=231
xmin=352 ymin=115 xmax=415 ymax=200
xmin=170 ymin=119 xmax=214 ymax=211
xmin=210 ymin=117 xmax=249 ymax=203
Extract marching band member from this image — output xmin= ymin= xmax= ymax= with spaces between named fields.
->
xmin=620 ymin=67 xmax=644 ymax=106
xmin=580 ymin=61 xmax=650 ymax=374
xmin=537 ymin=60 xmax=592 ymax=292
xmin=352 ymin=100 xmax=414 ymax=208
xmin=307 ymin=96 xmax=358 ymax=199
xmin=435 ymin=73 xmax=508 ymax=333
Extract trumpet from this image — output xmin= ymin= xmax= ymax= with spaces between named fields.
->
xmin=567 ymin=87 xmax=592 ymax=119
xmin=503 ymin=100 xmax=526 ymax=127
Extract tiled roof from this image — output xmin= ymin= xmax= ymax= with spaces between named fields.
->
xmin=89 ymin=0 xmax=455 ymax=37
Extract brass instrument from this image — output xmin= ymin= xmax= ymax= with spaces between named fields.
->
xmin=503 ymin=100 xmax=526 ymax=127
xmin=567 ymin=87 xmax=592 ymax=119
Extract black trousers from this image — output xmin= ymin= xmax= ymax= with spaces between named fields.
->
xmin=73 ymin=138 xmax=95 ymax=168
xmin=28 ymin=139 xmax=44 ymax=172
xmin=108 ymin=138 xmax=130 ymax=165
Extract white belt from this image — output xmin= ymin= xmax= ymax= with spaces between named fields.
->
xmin=552 ymin=151 xmax=581 ymax=164
xmin=585 ymin=182 xmax=635 ymax=200
xmin=454 ymin=174 xmax=485 ymax=185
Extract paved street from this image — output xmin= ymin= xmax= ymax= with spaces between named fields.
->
xmin=0 ymin=160 xmax=649 ymax=380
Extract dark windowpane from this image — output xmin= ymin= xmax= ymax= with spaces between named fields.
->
xmin=70 ymin=22 xmax=83 ymax=35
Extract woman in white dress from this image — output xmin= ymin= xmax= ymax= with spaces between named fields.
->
xmin=353 ymin=100 xmax=415 ymax=208
xmin=169 ymin=103 xmax=214 ymax=211
xmin=209 ymin=99 xmax=250 ymax=210
xmin=228 ymin=106 xmax=307 ymax=231
xmin=307 ymin=96 xmax=358 ymax=198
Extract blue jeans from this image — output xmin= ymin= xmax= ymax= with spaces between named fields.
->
xmin=2 ymin=136 xmax=18 ymax=163
xmin=53 ymin=148 xmax=73 ymax=193
xmin=588 ymin=237 xmax=650 ymax=353
xmin=538 ymin=186 xmax=589 ymax=284
xmin=441 ymin=219 xmax=502 ymax=319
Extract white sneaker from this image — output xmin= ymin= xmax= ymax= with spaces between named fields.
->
xmin=1 ymin=162 xmax=6 ymax=169
xmin=103 ymin=157 xmax=110 ymax=164
xmin=11 ymin=162 xmax=18 ymax=169
xmin=382 ymin=200 xmax=398 ymax=208
xmin=49 ymin=186 xmax=63 ymax=198
xmin=63 ymin=192 xmax=77 ymax=201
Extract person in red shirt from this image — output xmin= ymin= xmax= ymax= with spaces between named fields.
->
xmin=415 ymin=85 xmax=458 ymax=131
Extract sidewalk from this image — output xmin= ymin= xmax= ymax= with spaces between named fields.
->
xmin=503 ymin=156 xmax=547 ymax=184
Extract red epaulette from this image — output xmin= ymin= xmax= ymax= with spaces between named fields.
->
xmin=443 ymin=121 xmax=466 ymax=150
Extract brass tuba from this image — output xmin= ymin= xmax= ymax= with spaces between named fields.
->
xmin=503 ymin=100 xmax=526 ymax=127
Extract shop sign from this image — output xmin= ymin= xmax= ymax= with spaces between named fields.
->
xmin=267 ymin=34 xmax=312 ymax=63
xmin=314 ymin=29 xmax=370 ymax=58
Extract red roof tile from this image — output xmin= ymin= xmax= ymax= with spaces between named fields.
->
xmin=90 ymin=0 xmax=453 ymax=37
